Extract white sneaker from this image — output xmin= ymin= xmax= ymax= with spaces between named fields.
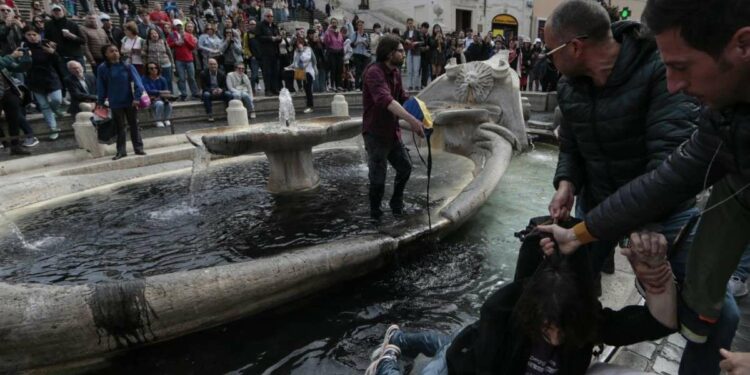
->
xmin=365 ymin=344 xmax=401 ymax=375
xmin=250 ymin=112 xmax=256 ymax=119
xmin=728 ymin=276 xmax=748 ymax=298
xmin=164 ymin=120 xmax=171 ymax=127
xmin=304 ymin=107 xmax=313 ymax=114
xmin=370 ymin=324 xmax=400 ymax=361
xmin=156 ymin=121 xmax=165 ymax=128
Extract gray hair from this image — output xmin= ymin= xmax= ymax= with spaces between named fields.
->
xmin=263 ymin=9 xmax=273 ymax=17
xmin=66 ymin=60 xmax=83 ymax=70
xmin=548 ymin=0 xmax=611 ymax=43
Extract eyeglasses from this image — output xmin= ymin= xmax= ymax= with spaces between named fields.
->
xmin=0 ymin=8 xmax=11 ymax=12
xmin=544 ymin=34 xmax=588 ymax=57
xmin=52 ymin=8 xmax=63 ymax=12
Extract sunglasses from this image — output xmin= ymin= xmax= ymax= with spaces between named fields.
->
xmin=52 ymin=8 xmax=63 ymax=12
xmin=544 ymin=34 xmax=588 ymax=57
xmin=0 ymin=8 xmax=12 ymax=12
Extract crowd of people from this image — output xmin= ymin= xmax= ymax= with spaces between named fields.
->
xmin=0 ymin=0 xmax=557 ymax=157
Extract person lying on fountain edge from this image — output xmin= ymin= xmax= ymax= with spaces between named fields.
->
xmin=362 ymin=34 xmax=425 ymax=220
xmin=538 ymin=0 xmax=750 ymax=370
xmin=365 ymin=226 xmax=677 ymax=375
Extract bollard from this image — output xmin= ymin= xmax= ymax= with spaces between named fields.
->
xmin=226 ymin=99 xmax=249 ymax=126
xmin=72 ymin=103 xmax=105 ymax=158
xmin=521 ymin=96 xmax=531 ymax=122
xmin=331 ymin=94 xmax=349 ymax=117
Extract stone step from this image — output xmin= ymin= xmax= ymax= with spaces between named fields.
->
xmin=20 ymin=92 xmax=364 ymax=140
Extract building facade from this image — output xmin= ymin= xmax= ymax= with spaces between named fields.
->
xmin=341 ymin=0 xmax=535 ymax=39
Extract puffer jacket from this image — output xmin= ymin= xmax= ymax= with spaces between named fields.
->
xmin=553 ymin=21 xmax=699 ymax=211
xmin=585 ymin=104 xmax=750 ymax=241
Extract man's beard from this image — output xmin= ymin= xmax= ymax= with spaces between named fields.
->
xmin=392 ymin=58 xmax=404 ymax=67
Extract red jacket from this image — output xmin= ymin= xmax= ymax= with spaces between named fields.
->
xmin=167 ymin=31 xmax=197 ymax=62
xmin=148 ymin=11 xmax=171 ymax=30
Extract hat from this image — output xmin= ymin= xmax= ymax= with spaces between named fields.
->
xmin=99 ymin=13 xmax=111 ymax=21
xmin=50 ymin=4 xmax=63 ymax=11
xmin=535 ymin=38 xmax=542 ymax=44
xmin=173 ymin=19 xmax=183 ymax=26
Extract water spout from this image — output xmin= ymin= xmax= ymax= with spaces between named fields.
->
xmin=0 ymin=210 xmax=39 ymax=250
xmin=189 ymin=144 xmax=212 ymax=207
xmin=278 ymin=88 xmax=296 ymax=128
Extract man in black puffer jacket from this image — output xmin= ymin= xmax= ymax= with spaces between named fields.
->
xmin=540 ymin=0 xmax=750 ymax=373
xmin=540 ymin=1 xmax=738 ymax=374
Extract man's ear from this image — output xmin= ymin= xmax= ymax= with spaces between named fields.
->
xmin=735 ymin=26 xmax=750 ymax=62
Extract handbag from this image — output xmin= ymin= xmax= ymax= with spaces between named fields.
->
xmin=92 ymin=117 xmax=117 ymax=144
xmin=138 ymin=93 xmax=151 ymax=109
xmin=93 ymin=104 xmax=110 ymax=119
xmin=294 ymin=68 xmax=306 ymax=81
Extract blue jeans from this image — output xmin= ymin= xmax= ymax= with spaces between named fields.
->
xmin=202 ymin=91 xmax=233 ymax=115
xmin=161 ymin=65 xmax=174 ymax=93
xmin=33 ymin=90 xmax=62 ymax=131
xmin=232 ymin=91 xmax=254 ymax=112
xmin=249 ymin=57 xmax=260 ymax=86
xmin=150 ymin=100 xmax=172 ymax=122
xmin=732 ymin=245 xmax=750 ymax=281
xmin=175 ymin=60 xmax=199 ymax=98
xmin=375 ymin=330 xmax=452 ymax=375
xmin=406 ymin=52 xmax=420 ymax=89
xmin=657 ymin=207 xmax=740 ymax=375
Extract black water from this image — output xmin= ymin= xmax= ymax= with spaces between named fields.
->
xmin=0 ymin=150 xmax=443 ymax=285
xmin=96 ymin=144 xmax=558 ymax=374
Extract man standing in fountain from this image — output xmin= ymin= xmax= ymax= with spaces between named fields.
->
xmin=362 ymin=34 xmax=425 ymax=220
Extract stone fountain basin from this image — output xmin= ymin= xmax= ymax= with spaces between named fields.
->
xmin=0 ymin=109 xmax=518 ymax=373
xmin=185 ymin=116 xmax=357 ymax=155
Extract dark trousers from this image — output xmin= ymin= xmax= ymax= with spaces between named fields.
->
xmin=260 ymin=55 xmax=280 ymax=94
xmin=0 ymin=91 xmax=22 ymax=147
xmin=420 ymin=55 xmax=431 ymax=88
xmin=303 ymin=73 xmax=313 ymax=108
xmin=351 ymin=53 xmax=368 ymax=89
xmin=202 ymin=90 xmax=233 ymax=115
xmin=363 ymin=133 xmax=412 ymax=212
xmin=112 ymin=106 xmax=143 ymax=155
xmin=327 ymin=50 xmax=344 ymax=90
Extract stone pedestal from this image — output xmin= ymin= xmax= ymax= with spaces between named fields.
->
xmin=226 ymin=99 xmax=249 ymax=126
xmin=521 ymin=96 xmax=531 ymax=122
xmin=265 ymin=148 xmax=320 ymax=193
xmin=72 ymin=103 xmax=105 ymax=158
xmin=331 ymin=94 xmax=349 ymax=117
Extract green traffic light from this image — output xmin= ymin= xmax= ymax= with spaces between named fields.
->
xmin=620 ymin=7 xmax=631 ymax=19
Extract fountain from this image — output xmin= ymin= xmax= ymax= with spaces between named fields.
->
xmin=0 ymin=53 xmax=527 ymax=373
xmin=185 ymin=99 xmax=358 ymax=193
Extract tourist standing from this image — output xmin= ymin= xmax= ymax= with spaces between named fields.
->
xmin=199 ymin=58 xmax=233 ymax=122
xmin=323 ymin=17 xmax=344 ymax=92
xmin=241 ymin=20 xmax=261 ymax=94
xmin=167 ymin=19 xmax=200 ymax=100
xmin=120 ymin=21 xmax=145 ymax=74
xmin=293 ymin=38 xmax=314 ymax=113
xmin=256 ymin=9 xmax=280 ymax=95
xmin=198 ymin=24 xmax=223 ymax=68
xmin=401 ymin=18 xmax=422 ymax=91
xmin=418 ymin=22 xmax=433 ymax=89
xmin=308 ymin=29 xmax=326 ymax=93
xmin=361 ymin=34 xmax=424 ymax=220
xmin=431 ymin=24 xmax=445 ymax=79
xmin=101 ymin=13 xmax=124 ymax=49
xmin=349 ymin=19 xmax=369 ymax=90
xmin=23 ymin=26 xmax=63 ymax=140
xmin=143 ymin=27 xmax=174 ymax=92
xmin=80 ymin=14 xmax=109 ymax=72
xmin=221 ymin=28 xmax=243 ymax=77
xmin=0 ymin=48 xmax=32 ymax=155
xmin=97 ymin=44 xmax=147 ymax=160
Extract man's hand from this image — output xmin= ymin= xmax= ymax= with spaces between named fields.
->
xmin=212 ymin=88 xmax=223 ymax=95
xmin=62 ymin=29 xmax=77 ymax=40
xmin=10 ymin=48 xmax=24 ymax=58
xmin=408 ymin=118 xmax=425 ymax=138
xmin=720 ymin=349 xmax=750 ymax=375
xmin=42 ymin=43 xmax=56 ymax=54
xmin=548 ymin=181 xmax=575 ymax=221
xmin=132 ymin=100 xmax=140 ymax=108
xmin=621 ymin=231 xmax=670 ymax=293
xmin=537 ymin=224 xmax=582 ymax=255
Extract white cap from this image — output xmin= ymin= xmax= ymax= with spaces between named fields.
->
xmin=173 ymin=19 xmax=183 ymax=26
xmin=535 ymin=38 xmax=542 ymax=44
xmin=99 ymin=13 xmax=111 ymax=21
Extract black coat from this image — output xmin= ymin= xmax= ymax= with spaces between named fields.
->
xmin=553 ymin=21 xmax=699 ymax=211
xmin=446 ymin=217 xmax=675 ymax=374
xmin=256 ymin=20 xmax=280 ymax=58
xmin=199 ymin=69 xmax=228 ymax=92
xmin=24 ymin=41 xmax=63 ymax=94
xmin=44 ymin=17 xmax=85 ymax=58
xmin=586 ymin=104 xmax=750 ymax=241
xmin=65 ymin=73 xmax=97 ymax=115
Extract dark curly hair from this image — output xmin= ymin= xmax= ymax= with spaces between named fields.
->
xmin=513 ymin=254 xmax=601 ymax=348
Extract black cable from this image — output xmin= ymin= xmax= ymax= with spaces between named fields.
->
xmin=411 ymin=129 xmax=432 ymax=232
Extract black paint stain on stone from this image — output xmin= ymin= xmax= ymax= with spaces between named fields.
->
xmin=88 ymin=279 xmax=158 ymax=349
